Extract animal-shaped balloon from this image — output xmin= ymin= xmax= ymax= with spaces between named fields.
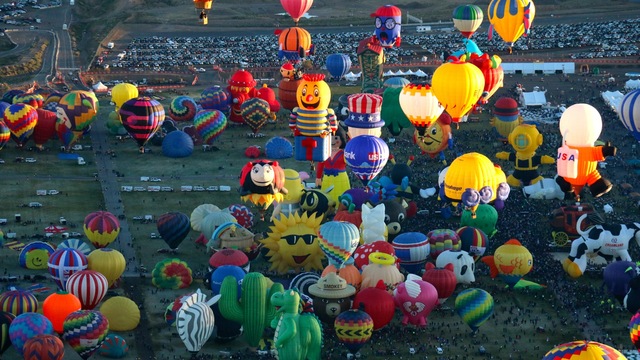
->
xmin=176 ymin=291 xmax=220 ymax=355
xmin=393 ymin=274 xmax=438 ymax=327
xmin=270 ymin=289 xmax=323 ymax=359
xmin=436 ymin=250 xmax=475 ymax=284
xmin=481 ymin=239 xmax=532 ymax=287
xmin=371 ymin=5 xmax=402 ymax=48
xmin=423 ymin=263 xmax=457 ymax=305
xmin=360 ymin=203 xmax=387 ymax=244
xmin=239 ymin=160 xmax=288 ymax=210
xmin=415 ymin=112 xmax=454 ymax=163
xmin=556 ymin=104 xmax=616 ymax=201
xmin=299 ymin=187 xmax=334 ymax=220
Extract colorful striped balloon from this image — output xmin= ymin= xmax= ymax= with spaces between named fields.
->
xmin=18 ymin=241 xmax=55 ymax=270
xmin=119 ymin=96 xmax=165 ymax=149
xmin=63 ymin=310 xmax=109 ymax=360
xmin=66 ymin=270 xmax=108 ymax=310
xmin=48 ymin=248 xmax=88 ymax=291
xmin=176 ymin=301 xmax=216 ymax=353
xmin=13 ymin=93 xmax=44 ymax=109
xmin=58 ymin=238 xmax=93 ymax=257
xmin=194 ymin=109 xmax=227 ymax=145
xmin=241 ymin=97 xmax=271 ymax=134
xmin=427 ymin=229 xmax=462 ymax=260
xmin=334 ymin=309 xmax=374 ymax=354
xmin=169 ymin=96 xmax=198 ymax=122
xmin=618 ymin=89 xmax=640 ymax=142
xmin=543 ymin=340 xmax=626 ymax=360
xmin=200 ymin=85 xmax=230 ymax=112
xmin=456 ymin=226 xmax=488 ymax=262
xmin=98 ymin=333 xmax=129 ymax=358
xmin=44 ymin=91 xmax=64 ymax=105
xmin=452 ymin=4 xmax=484 ymax=39
xmin=22 ymin=333 xmax=65 ymax=360
xmin=318 ymin=221 xmax=360 ymax=268
xmin=0 ymin=290 xmax=38 ymax=316
xmin=83 ymin=211 xmax=121 ymax=249
xmin=3 ymin=103 xmax=37 ymax=146
xmin=454 ymin=288 xmax=494 ymax=332
xmin=9 ymin=313 xmax=54 ymax=355
xmin=151 ymin=258 xmax=193 ymax=290
xmin=0 ymin=311 xmax=15 ymax=355
xmin=391 ymin=232 xmax=430 ymax=274
xmin=0 ymin=120 xmax=9 ymax=150
xmin=630 ymin=312 xmax=640 ymax=352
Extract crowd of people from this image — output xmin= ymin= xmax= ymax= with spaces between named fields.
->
xmin=98 ymin=17 xmax=640 ymax=72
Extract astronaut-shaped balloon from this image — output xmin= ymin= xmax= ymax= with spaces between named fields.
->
xmin=371 ymin=5 xmax=402 ymax=48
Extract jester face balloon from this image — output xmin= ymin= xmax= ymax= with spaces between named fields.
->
xmin=261 ymin=212 xmax=325 ymax=274
xmin=371 ymin=5 xmax=402 ymax=48
xmin=296 ymin=73 xmax=331 ymax=111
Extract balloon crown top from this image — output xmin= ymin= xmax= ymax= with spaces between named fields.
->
xmin=302 ymin=73 xmax=325 ymax=82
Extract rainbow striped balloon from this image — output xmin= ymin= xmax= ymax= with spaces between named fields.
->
xmin=427 ymin=229 xmax=462 ymax=260
xmin=8 ymin=313 xmax=54 ymax=355
xmin=0 ymin=120 xmax=10 ymax=150
xmin=318 ymin=221 xmax=360 ymax=268
xmin=334 ymin=309 xmax=373 ymax=354
xmin=631 ymin=312 xmax=640 ymax=352
xmin=66 ymin=270 xmax=108 ymax=310
xmin=194 ymin=109 xmax=227 ymax=145
xmin=454 ymin=288 xmax=494 ymax=332
xmin=48 ymin=248 xmax=88 ymax=291
xmin=169 ymin=96 xmax=198 ymax=122
xmin=3 ymin=103 xmax=37 ymax=146
xmin=0 ymin=290 xmax=38 ymax=316
xmin=63 ymin=310 xmax=109 ymax=360
xmin=543 ymin=340 xmax=626 ymax=359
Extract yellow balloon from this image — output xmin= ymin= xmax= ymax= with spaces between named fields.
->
xmin=444 ymin=152 xmax=506 ymax=204
xmin=487 ymin=0 xmax=536 ymax=48
xmin=111 ymin=83 xmax=139 ymax=110
xmin=87 ymin=248 xmax=126 ymax=287
xmin=100 ymin=296 xmax=140 ymax=331
xmin=296 ymin=73 xmax=331 ymax=111
xmin=431 ymin=61 xmax=484 ymax=123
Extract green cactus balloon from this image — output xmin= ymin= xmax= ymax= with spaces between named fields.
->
xmin=219 ymin=272 xmax=284 ymax=347
xmin=270 ymin=289 xmax=323 ymax=360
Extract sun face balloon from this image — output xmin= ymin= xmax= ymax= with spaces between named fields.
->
xmin=488 ymin=0 xmax=536 ymax=52
xmin=261 ymin=212 xmax=325 ymax=274
xmin=431 ymin=59 xmax=485 ymax=123
xmin=371 ymin=4 xmax=402 ymax=48
xmin=83 ymin=211 xmax=120 ymax=249
xmin=481 ymin=239 xmax=532 ymax=287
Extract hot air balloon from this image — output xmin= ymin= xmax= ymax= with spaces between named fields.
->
xmin=98 ymin=333 xmax=129 ymax=359
xmin=0 ymin=120 xmax=9 ymax=150
xmin=482 ymin=239 xmax=532 ymax=287
xmin=543 ymin=341 xmax=625 ymax=359
xmin=431 ymin=58 xmax=485 ymax=123
xmin=399 ymin=83 xmax=444 ymax=135
xmin=317 ymin=221 xmax=360 ymax=268
xmin=200 ymin=85 xmax=231 ymax=112
xmin=9 ymin=313 xmax=54 ymax=356
xmin=156 ymin=212 xmax=191 ymax=250
xmin=168 ymin=96 xmax=198 ymax=122
xmin=352 ymin=281 xmax=395 ymax=330
xmin=83 ymin=211 xmax=120 ymax=249
xmin=452 ymin=4 xmax=484 ymax=39
xmin=487 ymin=0 xmax=536 ymax=52
xmin=334 ymin=309 xmax=374 ymax=355
xmin=371 ymin=4 xmax=402 ymax=48
xmin=2 ymin=89 xmax=23 ymax=104
xmin=391 ymin=232 xmax=430 ymax=274
xmin=3 ymin=103 xmax=37 ymax=147
xmin=13 ymin=93 xmax=44 ymax=108
xmin=33 ymin=108 xmax=57 ymax=149
xmin=394 ymin=274 xmax=438 ymax=326
xmin=325 ymin=53 xmax=352 ymax=80
xmin=427 ymin=229 xmax=462 ymax=260
xmin=176 ymin=292 xmax=220 ymax=354
xmin=22 ymin=333 xmax=65 ymax=360
xmin=152 ymin=258 xmax=193 ymax=289
xmin=603 ymin=261 xmax=638 ymax=304
xmin=277 ymin=27 xmax=313 ymax=61
xmin=66 ymin=270 xmax=109 ymax=310
xmin=58 ymin=238 xmax=93 ymax=257
xmin=87 ymin=248 xmax=126 ymax=288
xmin=18 ymin=241 xmax=55 ymax=270
xmin=63 ymin=310 xmax=109 ymax=360
xmin=0 ymin=311 xmax=15 ymax=356
xmin=423 ymin=263 xmax=458 ymax=305
xmin=162 ymin=130 xmax=194 ymax=158
xmin=618 ymin=89 xmax=640 ymax=142
xmin=468 ymin=53 xmax=504 ymax=105
xmin=194 ymin=0 xmax=213 ymax=24
xmin=194 ymin=109 xmax=227 ymax=145
xmin=241 ymin=97 xmax=271 ymax=135
xmin=454 ymin=288 xmax=494 ymax=333
xmin=344 ymin=135 xmax=389 ymax=186
xmin=110 ymin=83 xmax=138 ymax=110
xmin=280 ymin=0 xmax=313 ymax=25
xmin=455 ymin=226 xmax=488 ymax=262
xmin=43 ymin=291 xmax=82 ymax=334
xmin=0 ymin=290 xmax=38 ymax=316
xmin=631 ymin=312 xmax=640 ymax=352
xmin=55 ymin=90 xmax=99 ymax=150
xmin=100 ymin=296 xmax=140 ymax=331
xmin=118 ymin=96 xmax=165 ymax=153
xmin=490 ymin=96 xmax=523 ymax=142
xmin=48 ymin=248 xmax=88 ymax=291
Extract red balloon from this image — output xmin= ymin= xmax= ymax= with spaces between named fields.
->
xmin=33 ymin=108 xmax=57 ymax=149
xmin=422 ymin=263 xmax=458 ymax=305
xmin=352 ymin=280 xmax=395 ymax=330
xmin=65 ymin=270 xmax=108 ymax=310
xmin=353 ymin=241 xmax=395 ymax=270
xmin=280 ymin=0 xmax=313 ymax=24
xmin=43 ymin=292 xmax=81 ymax=334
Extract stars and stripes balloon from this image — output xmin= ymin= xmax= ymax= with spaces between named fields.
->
xmin=66 ymin=270 xmax=109 ymax=310
xmin=48 ymin=248 xmax=88 ymax=291
xmin=118 ymin=96 xmax=165 ymax=152
xmin=83 ymin=211 xmax=121 ymax=249
xmin=63 ymin=310 xmax=109 ymax=360
xmin=3 ymin=103 xmax=37 ymax=147
xmin=334 ymin=309 xmax=374 ymax=355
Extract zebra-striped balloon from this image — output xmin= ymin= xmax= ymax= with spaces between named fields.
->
xmin=176 ymin=301 xmax=215 ymax=354
xmin=66 ymin=270 xmax=108 ymax=310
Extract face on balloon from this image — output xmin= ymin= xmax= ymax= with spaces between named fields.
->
xmin=25 ymin=248 xmax=50 ymax=269
xmin=250 ymin=163 xmax=275 ymax=187
xmin=374 ymin=15 xmax=401 ymax=48
xmin=415 ymin=121 xmax=450 ymax=155
xmin=297 ymin=78 xmax=331 ymax=111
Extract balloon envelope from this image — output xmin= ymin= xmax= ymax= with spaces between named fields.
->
xmin=83 ymin=211 xmax=120 ymax=249
xmin=63 ymin=310 xmax=109 ymax=360
xmin=118 ymin=96 xmax=165 ymax=149
xmin=452 ymin=4 xmax=484 ymax=38
xmin=334 ymin=309 xmax=373 ymax=354
xmin=543 ymin=340 xmax=625 ymax=360
xmin=318 ymin=221 xmax=360 ymax=267
xmin=168 ymin=96 xmax=198 ymax=122
xmin=618 ymin=89 xmax=640 ymax=142
xmin=241 ymin=97 xmax=271 ymax=134
xmin=454 ymin=288 xmax=494 ymax=332
xmin=280 ymin=0 xmax=313 ymax=24
xmin=33 ymin=108 xmax=57 ymax=148
xmin=326 ymin=54 xmax=352 ymax=79
xmin=200 ymin=85 xmax=231 ymax=112
xmin=487 ymin=0 xmax=536 ymax=47
xmin=48 ymin=248 xmax=88 ymax=291
xmin=43 ymin=291 xmax=82 ymax=334
xmin=111 ymin=83 xmax=139 ymax=110
xmin=55 ymin=91 xmax=99 ymax=149
xmin=176 ymin=301 xmax=216 ymax=353
xmin=22 ymin=333 xmax=65 ymax=360
xmin=162 ymin=131 xmax=194 ymax=158
xmin=194 ymin=109 xmax=227 ymax=145
xmin=0 ymin=290 xmax=38 ymax=316
xmin=0 ymin=311 xmax=15 ymax=355
xmin=66 ymin=270 xmax=109 ymax=310
xmin=0 ymin=120 xmax=9 ymax=150
xmin=9 ymin=313 xmax=54 ymax=355
xmin=87 ymin=248 xmax=126 ymax=288
xmin=157 ymin=212 xmax=191 ymax=249
xmin=3 ymin=103 xmax=37 ymax=146
xmin=344 ymin=135 xmax=389 ymax=185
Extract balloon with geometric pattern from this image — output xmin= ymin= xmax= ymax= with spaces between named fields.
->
xmin=63 ymin=310 xmax=109 ymax=360
xmin=630 ymin=312 xmax=640 ymax=352
xmin=118 ymin=96 xmax=165 ymax=152
xmin=334 ymin=309 xmax=374 ymax=355
xmin=47 ymin=248 xmax=88 ymax=291
xmin=542 ymin=340 xmax=625 ymax=360
xmin=169 ymin=96 xmax=198 ymax=122
xmin=241 ymin=97 xmax=271 ymax=134
xmin=55 ymin=90 xmax=99 ymax=150
xmin=83 ymin=211 xmax=121 ymax=249
xmin=22 ymin=333 xmax=65 ymax=360
xmin=13 ymin=93 xmax=44 ymax=109
xmin=454 ymin=288 xmax=494 ymax=333
xmin=3 ymin=103 xmax=38 ymax=147
xmin=9 ymin=313 xmax=54 ymax=356
xmin=193 ymin=109 xmax=227 ymax=145
xmin=98 ymin=333 xmax=129 ymax=359
xmin=0 ymin=120 xmax=9 ymax=150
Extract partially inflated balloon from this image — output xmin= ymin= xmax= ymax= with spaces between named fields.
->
xmin=98 ymin=333 xmax=129 ymax=358
xmin=111 ymin=83 xmax=138 ymax=110
xmin=194 ymin=109 xmax=227 ymax=145
xmin=33 ymin=108 xmax=57 ymax=149
xmin=56 ymin=91 xmax=99 ymax=149
xmin=3 ymin=103 xmax=37 ymax=146
xmin=543 ymin=341 xmax=625 ymax=360
xmin=152 ymin=258 xmax=193 ymax=289
xmin=13 ymin=93 xmax=44 ymax=108
xmin=169 ymin=96 xmax=198 ymax=122
xmin=119 ymin=97 xmax=165 ymax=150
xmin=454 ymin=288 xmax=494 ymax=332
xmin=83 ymin=211 xmax=120 ymax=249
xmin=63 ymin=310 xmax=109 ymax=360
xmin=18 ymin=241 xmax=55 ymax=270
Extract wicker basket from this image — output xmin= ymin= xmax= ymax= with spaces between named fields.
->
xmin=219 ymin=225 xmax=255 ymax=250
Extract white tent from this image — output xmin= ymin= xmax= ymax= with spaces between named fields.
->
xmin=344 ymin=71 xmax=360 ymax=81
xmin=626 ymin=79 xmax=640 ymax=90
xmin=414 ymin=69 xmax=428 ymax=78
xmin=520 ymin=90 xmax=547 ymax=107
xmin=395 ymin=69 xmax=406 ymax=76
xmin=383 ymin=70 xmax=396 ymax=77
xmin=404 ymin=69 xmax=415 ymax=76
xmin=601 ymin=90 xmax=624 ymax=113
xmin=92 ymin=81 xmax=108 ymax=93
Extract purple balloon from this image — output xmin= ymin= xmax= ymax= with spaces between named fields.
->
xmin=344 ymin=135 xmax=389 ymax=185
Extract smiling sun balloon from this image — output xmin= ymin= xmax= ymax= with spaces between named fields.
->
xmin=19 ymin=241 xmax=55 ymax=270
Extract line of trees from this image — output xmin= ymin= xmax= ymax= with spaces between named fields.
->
xmin=0 ymin=39 xmax=48 ymax=77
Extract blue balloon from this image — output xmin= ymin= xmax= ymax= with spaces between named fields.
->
xmin=211 ymin=265 xmax=245 ymax=296
xmin=452 ymin=38 xmax=483 ymax=59
xmin=161 ymin=130 xmax=194 ymax=158
xmin=265 ymin=136 xmax=293 ymax=159
xmin=344 ymin=135 xmax=389 ymax=185
xmin=603 ymin=261 xmax=638 ymax=302
xmin=618 ymin=89 xmax=640 ymax=142
xmin=391 ymin=232 xmax=430 ymax=274
xmin=325 ymin=54 xmax=352 ymax=79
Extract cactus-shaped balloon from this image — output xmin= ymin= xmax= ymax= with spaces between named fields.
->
xmin=218 ymin=272 xmax=284 ymax=346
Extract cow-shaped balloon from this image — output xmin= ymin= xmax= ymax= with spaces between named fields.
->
xmin=435 ymin=250 xmax=475 ymax=284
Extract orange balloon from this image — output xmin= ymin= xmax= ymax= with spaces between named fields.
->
xmin=43 ymin=291 xmax=81 ymax=334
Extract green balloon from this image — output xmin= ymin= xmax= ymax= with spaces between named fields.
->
xmin=460 ymin=204 xmax=498 ymax=237
xmin=381 ymin=87 xmax=412 ymax=136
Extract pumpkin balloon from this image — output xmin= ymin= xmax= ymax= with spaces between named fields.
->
xmin=431 ymin=59 xmax=485 ymax=123
xmin=43 ymin=291 xmax=82 ymax=334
